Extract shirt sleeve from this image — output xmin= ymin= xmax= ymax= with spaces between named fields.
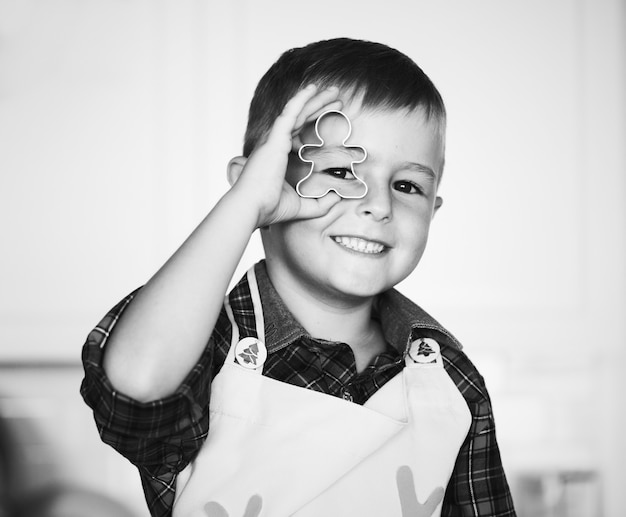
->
xmin=441 ymin=349 xmax=516 ymax=517
xmin=80 ymin=290 xmax=230 ymax=516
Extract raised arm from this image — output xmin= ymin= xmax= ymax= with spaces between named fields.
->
xmin=103 ymin=85 xmax=342 ymax=402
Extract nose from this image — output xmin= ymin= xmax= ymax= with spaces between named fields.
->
xmin=358 ymin=179 xmax=392 ymax=222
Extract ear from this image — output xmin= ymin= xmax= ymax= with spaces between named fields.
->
xmin=227 ymin=156 xmax=247 ymax=187
xmin=432 ymin=196 xmax=443 ymax=218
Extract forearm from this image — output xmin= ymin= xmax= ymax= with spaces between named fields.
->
xmin=103 ymin=85 xmax=341 ymax=402
xmin=103 ymin=187 xmax=258 ymax=402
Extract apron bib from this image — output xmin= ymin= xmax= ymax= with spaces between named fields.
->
xmin=173 ymin=267 xmax=471 ymax=517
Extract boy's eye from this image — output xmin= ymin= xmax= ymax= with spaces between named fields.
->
xmin=393 ymin=180 xmax=423 ymax=195
xmin=322 ymin=167 xmax=355 ymax=180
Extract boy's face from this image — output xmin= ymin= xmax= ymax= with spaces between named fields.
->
xmin=263 ymin=97 xmax=444 ymax=304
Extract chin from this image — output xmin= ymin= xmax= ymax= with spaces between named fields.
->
xmin=325 ymin=273 xmax=394 ymax=301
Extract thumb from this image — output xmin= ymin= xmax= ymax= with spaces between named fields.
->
xmin=297 ymin=192 xmax=342 ymax=219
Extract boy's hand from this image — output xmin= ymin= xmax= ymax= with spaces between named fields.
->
xmin=102 ymin=88 xmax=344 ymax=404
xmin=230 ymin=85 xmax=343 ymax=228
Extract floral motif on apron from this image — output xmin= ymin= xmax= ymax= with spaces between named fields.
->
xmin=173 ymin=267 xmax=471 ymax=517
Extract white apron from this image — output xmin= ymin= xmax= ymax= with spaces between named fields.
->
xmin=173 ymin=268 xmax=471 ymax=517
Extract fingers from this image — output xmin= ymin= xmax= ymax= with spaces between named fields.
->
xmin=272 ymin=84 xmax=319 ymax=135
xmin=267 ymin=85 xmax=343 ymax=150
xmin=268 ymin=85 xmax=323 ymax=140
xmin=292 ymin=86 xmax=342 ymax=135
xmin=306 ymin=99 xmax=344 ymax=127
xmin=292 ymin=94 xmax=344 ymax=151
xmin=296 ymin=191 xmax=342 ymax=220
xmin=247 ymin=85 xmax=345 ymax=226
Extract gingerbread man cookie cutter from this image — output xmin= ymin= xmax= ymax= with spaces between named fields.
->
xmin=295 ymin=110 xmax=368 ymax=199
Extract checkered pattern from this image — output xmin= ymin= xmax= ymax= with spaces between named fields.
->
xmin=440 ymin=347 xmax=516 ymax=516
xmin=80 ymin=262 xmax=515 ymax=517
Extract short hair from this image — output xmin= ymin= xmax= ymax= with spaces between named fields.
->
xmin=243 ymin=37 xmax=446 ymax=157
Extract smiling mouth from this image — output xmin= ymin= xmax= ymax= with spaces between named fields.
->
xmin=332 ymin=236 xmax=387 ymax=254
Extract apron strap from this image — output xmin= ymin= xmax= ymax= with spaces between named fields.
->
xmin=224 ymin=266 xmax=267 ymax=374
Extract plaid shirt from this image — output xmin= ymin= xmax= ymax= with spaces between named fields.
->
xmin=81 ymin=261 xmax=515 ymax=517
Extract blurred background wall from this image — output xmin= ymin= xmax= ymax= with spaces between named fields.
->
xmin=0 ymin=0 xmax=624 ymax=515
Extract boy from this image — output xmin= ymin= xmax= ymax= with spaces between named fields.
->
xmin=81 ymin=38 xmax=516 ymax=517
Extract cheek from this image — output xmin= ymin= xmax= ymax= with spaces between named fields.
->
xmin=396 ymin=210 xmax=433 ymax=252
xmin=279 ymin=218 xmax=326 ymax=251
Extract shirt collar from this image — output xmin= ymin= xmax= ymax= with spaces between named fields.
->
xmin=253 ymin=260 xmax=462 ymax=355
xmin=254 ymin=261 xmax=309 ymax=353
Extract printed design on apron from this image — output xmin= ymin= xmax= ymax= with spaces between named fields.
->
xmin=396 ymin=466 xmax=444 ymax=517
xmin=173 ymin=265 xmax=471 ymax=517
xmin=203 ymin=468 xmax=443 ymax=517
xmin=204 ymin=495 xmax=262 ymax=517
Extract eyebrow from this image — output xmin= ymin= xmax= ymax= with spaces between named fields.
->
xmin=398 ymin=161 xmax=437 ymax=180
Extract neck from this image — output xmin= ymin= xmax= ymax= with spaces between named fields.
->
xmin=266 ymin=263 xmax=386 ymax=372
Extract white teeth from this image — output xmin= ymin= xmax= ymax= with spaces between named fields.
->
xmin=333 ymin=236 xmax=385 ymax=254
